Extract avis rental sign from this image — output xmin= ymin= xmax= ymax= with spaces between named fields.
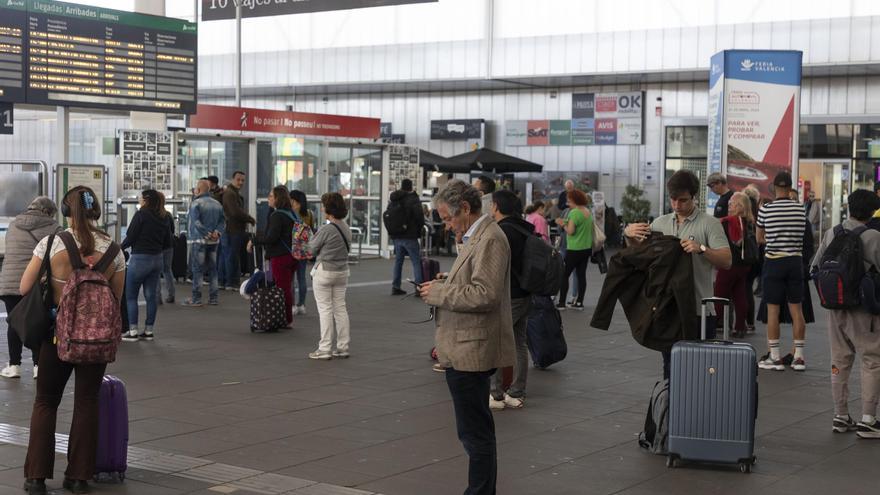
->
xmin=707 ymin=50 xmax=802 ymax=206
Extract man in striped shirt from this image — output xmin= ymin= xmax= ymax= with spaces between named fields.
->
xmin=756 ymin=172 xmax=808 ymax=371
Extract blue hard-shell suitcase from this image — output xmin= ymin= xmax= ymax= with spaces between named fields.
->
xmin=666 ymin=297 xmax=758 ymax=473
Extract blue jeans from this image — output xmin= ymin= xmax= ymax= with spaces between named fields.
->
xmin=223 ymin=232 xmax=247 ymax=288
xmin=190 ymin=243 xmax=219 ymax=303
xmin=159 ymin=248 xmax=175 ymax=300
xmin=392 ymin=238 xmax=423 ymax=289
xmin=294 ymin=260 xmax=308 ymax=306
xmin=126 ymin=253 xmax=163 ymax=329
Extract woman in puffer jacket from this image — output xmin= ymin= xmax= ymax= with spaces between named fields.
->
xmin=0 ymin=197 xmax=62 ymax=380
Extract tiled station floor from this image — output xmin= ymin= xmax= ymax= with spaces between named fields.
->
xmin=0 ymin=257 xmax=876 ymax=495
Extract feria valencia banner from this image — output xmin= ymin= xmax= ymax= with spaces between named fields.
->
xmin=187 ymin=104 xmax=381 ymax=139
xmin=708 ymin=50 xmax=803 ymax=203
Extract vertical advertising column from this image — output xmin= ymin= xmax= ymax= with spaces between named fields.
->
xmin=710 ymin=50 xmax=802 ymax=205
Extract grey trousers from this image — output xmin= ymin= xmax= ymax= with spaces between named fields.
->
xmin=491 ymin=297 xmax=532 ymax=400
xmin=829 ymin=310 xmax=880 ymax=418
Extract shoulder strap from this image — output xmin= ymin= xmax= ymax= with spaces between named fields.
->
xmin=329 ymin=222 xmax=350 ymax=253
xmin=93 ymin=242 xmax=121 ymax=273
xmin=58 ymin=231 xmax=85 ymax=269
xmin=38 ymin=233 xmax=55 ymax=279
xmin=853 ymin=225 xmax=869 ymax=237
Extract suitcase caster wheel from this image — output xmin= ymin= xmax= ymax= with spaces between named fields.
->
xmin=119 ymin=473 xmax=125 ymax=482
xmin=752 ymin=456 xmax=757 ymax=465
xmin=739 ymin=462 xmax=751 ymax=473
xmin=666 ymin=456 xmax=676 ymax=468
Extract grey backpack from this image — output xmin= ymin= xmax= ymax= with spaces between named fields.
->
xmin=638 ymin=379 xmax=669 ymax=455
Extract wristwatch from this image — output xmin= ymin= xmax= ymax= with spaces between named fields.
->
xmin=699 ymin=244 xmax=707 ymax=255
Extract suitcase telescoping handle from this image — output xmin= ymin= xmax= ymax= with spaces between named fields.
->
xmin=701 ymin=297 xmax=730 ymax=341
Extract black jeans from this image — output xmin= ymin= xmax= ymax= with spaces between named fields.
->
xmin=661 ymin=314 xmax=716 ymax=379
xmin=0 ymin=295 xmax=36 ymax=366
xmin=559 ymin=248 xmax=591 ymax=304
xmin=445 ymin=368 xmax=497 ymax=495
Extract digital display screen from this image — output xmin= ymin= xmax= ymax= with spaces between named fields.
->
xmin=0 ymin=0 xmax=197 ymax=113
xmin=0 ymin=3 xmax=27 ymax=103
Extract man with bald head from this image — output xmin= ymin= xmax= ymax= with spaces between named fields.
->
xmin=183 ymin=178 xmax=226 ymax=307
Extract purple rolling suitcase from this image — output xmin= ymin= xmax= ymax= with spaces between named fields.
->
xmin=667 ymin=297 xmax=758 ymax=473
xmin=94 ymin=375 xmax=128 ymax=482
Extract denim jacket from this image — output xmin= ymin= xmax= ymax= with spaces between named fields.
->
xmin=188 ymin=193 xmax=226 ymax=243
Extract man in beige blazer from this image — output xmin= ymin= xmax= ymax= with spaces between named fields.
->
xmin=419 ymin=179 xmax=515 ymax=495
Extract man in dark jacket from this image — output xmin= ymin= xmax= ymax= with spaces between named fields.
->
xmin=388 ymin=179 xmax=425 ymax=295
xmin=220 ymin=171 xmax=255 ymax=290
xmin=489 ymin=190 xmax=533 ymax=410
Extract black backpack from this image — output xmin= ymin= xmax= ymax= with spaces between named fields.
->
xmin=383 ymin=199 xmax=409 ymax=237
xmin=732 ymin=219 xmax=759 ymax=266
xmin=510 ymin=224 xmax=564 ymax=296
xmin=814 ymin=225 xmax=868 ymax=310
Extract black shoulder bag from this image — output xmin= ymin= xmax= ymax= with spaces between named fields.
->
xmin=8 ymin=234 xmax=56 ymax=350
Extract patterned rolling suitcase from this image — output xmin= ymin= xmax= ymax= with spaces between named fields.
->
xmin=94 ymin=375 xmax=128 ymax=482
xmin=248 ymin=246 xmax=288 ymax=332
xmin=667 ymin=297 xmax=758 ymax=473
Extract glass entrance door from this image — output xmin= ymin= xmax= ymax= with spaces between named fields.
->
xmin=799 ymin=159 xmax=850 ymax=244
xmin=176 ymin=137 xmax=250 ymax=201
xmin=328 ymin=144 xmax=383 ymax=251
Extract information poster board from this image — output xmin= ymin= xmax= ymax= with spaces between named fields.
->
xmin=56 ymin=163 xmax=105 ymax=227
xmin=505 ymin=91 xmax=644 ymax=147
xmin=0 ymin=2 xmax=26 ymax=103
xmin=119 ymin=129 xmax=174 ymax=197
xmin=708 ymin=50 xmax=802 ymax=203
xmin=387 ymin=145 xmax=420 ymax=193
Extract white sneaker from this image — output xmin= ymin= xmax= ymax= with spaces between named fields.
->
xmin=121 ymin=330 xmax=140 ymax=342
xmin=0 ymin=364 xmax=21 ymax=379
xmin=296 ymin=305 xmax=307 ymax=315
xmin=308 ymin=350 xmax=332 ymax=360
xmin=489 ymin=396 xmax=506 ymax=411
xmin=32 ymin=365 xmax=38 ymax=380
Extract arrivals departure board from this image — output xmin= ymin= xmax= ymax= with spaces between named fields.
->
xmin=0 ymin=0 xmax=197 ymax=113
xmin=0 ymin=3 xmax=27 ymax=103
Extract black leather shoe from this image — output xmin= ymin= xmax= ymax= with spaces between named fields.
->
xmin=23 ymin=479 xmax=47 ymax=494
xmin=62 ymin=478 xmax=90 ymax=494
xmin=391 ymin=288 xmax=407 ymax=296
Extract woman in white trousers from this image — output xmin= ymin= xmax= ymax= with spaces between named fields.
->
xmin=307 ymin=192 xmax=353 ymax=360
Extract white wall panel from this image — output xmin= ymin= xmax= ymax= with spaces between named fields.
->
xmin=810 ymin=78 xmax=830 ymax=114
xmin=564 ymin=34 xmax=583 ymax=74
xmin=597 ymin=32 xmax=614 ymax=72
xmin=645 ymin=30 xmax=663 ymax=71
xmin=866 ymin=77 xmax=880 ymax=113
xmin=613 ymin=31 xmax=630 ymax=73
xmin=850 ymin=17 xmax=872 ymax=61
xmin=771 ymin=21 xmax=792 ymax=49
xmin=550 ymin=35 xmax=567 ymax=74
xmin=830 ymin=18 xmax=852 ymax=62
xmin=753 ymin=22 xmax=772 ymax=49
xmin=716 ymin=24 xmax=735 ymax=54
xmin=846 ymin=77 xmax=867 ymax=114
xmin=662 ymin=29 xmax=681 ymax=70
xmin=581 ymin=33 xmax=598 ymax=73
xmin=680 ymin=27 xmax=699 ymax=68
xmin=800 ymin=79 xmax=812 ymax=115
xmin=828 ymin=79 xmax=849 ymax=115
xmin=809 ymin=19 xmax=832 ymax=63
xmin=871 ymin=16 xmax=880 ymax=60
xmin=733 ymin=23 xmax=753 ymax=49
xmin=697 ymin=25 xmax=716 ymax=64
xmin=629 ymin=29 xmax=647 ymax=71
xmin=790 ymin=20 xmax=812 ymax=56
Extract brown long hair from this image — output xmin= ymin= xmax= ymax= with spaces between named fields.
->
xmin=156 ymin=191 xmax=169 ymax=218
xmin=141 ymin=189 xmax=164 ymax=218
xmin=272 ymin=185 xmax=292 ymax=210
xmin=63 ymin=185 xmax=107 ymax=257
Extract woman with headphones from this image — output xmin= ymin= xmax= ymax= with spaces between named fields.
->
xmin=120 ymin=189 xmax=173 ymax=342
xmin=18 ymin=186 xmax=126 ymax=494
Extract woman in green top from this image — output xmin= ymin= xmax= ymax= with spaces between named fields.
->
xmin=554 ymin=189 xmax=593 ymax=310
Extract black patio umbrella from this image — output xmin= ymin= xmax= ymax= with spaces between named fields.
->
xmin=448 ymin=148 xmax=543 ymax=173
xmin=419 ymin=149 xmax=472 ymax=174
